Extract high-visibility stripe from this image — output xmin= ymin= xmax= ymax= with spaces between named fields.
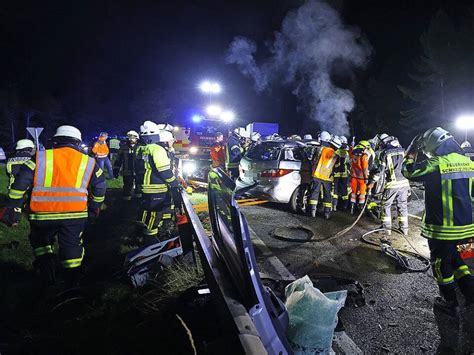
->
xmin=29 ymin=212 xmax=88 ymax=220
xmin=25 ymin=160 xmax=36 ymax=170
xmin=157 ymin=165 xmax=171 ymax=172
xmin=44 ymin=150 xmax=54 ymax=187
xmin=62 ymin=248 xmax=85 ymax=268
xmin=148 ymin=211 xmax=156 ymax=230
xmin=8 ymin=189 xmax=25 ymax=199
xmin=33 ymin=187 xmax=88 ymax=193
xmin=308 ymin=199 xmax=318 ymax=205
xmin=34 ymin=245 xmax=54 ymax=256
xmin=75 ymin=154 xmax=89 ymax=188
xmin=454 ymin=265 xmax=471 ymax=279
xmin=36 ymin=150 xmax=46 ymax=186
xmin=31 ymin=196 xmax=87 ymax=202
xmin=92 ymin=195 xmax=105 ymax=203
xmin=162 ymin=213 xmax=172 ymax=219
xmin=165 ymin=176 xmax=176 ymax=183
xmin=141 ymin=211 xmax=147 ymax=223
xmin=441 ymin=179 xmax=449 ymax=226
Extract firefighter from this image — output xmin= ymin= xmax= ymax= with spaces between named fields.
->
xmin=92 ymin=132 xmax=114 ymax=178
xmin=137 ymin=121 xmax=180 ymax=245
xmin=225 ymin=127 xmax=248 ymax=179
xmin=332 ymin=136 xmax=351 ymax=211
xmin=368 ymin=135 xmax=409 ymax=236
xmin=6 ymin=139 xmax=35 ymax=189
xmin=114 ymin=130 xmax=140 ymax=200
xmin=461 ymin=141 xmax=474 ymax=161
xmin=403 ymin=127 xmax=474 ymax=310
xmin=210 ymin=131 xmax=225 ymax=168
xmin=108 ymin=135 xmax=121 ymax=164
xmin=309 ymin=135 xmax=342 ymax=219
xmin=1 ymin=125 xmax=106 ymax=287
xmin=350 ymin=140 xmax=375 ymax=214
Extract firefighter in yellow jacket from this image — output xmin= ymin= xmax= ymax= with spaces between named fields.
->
xmin=1 ymin=126 xmax=106 ymax=287
xmin=137 ymin=121 xmax=180 ymax=244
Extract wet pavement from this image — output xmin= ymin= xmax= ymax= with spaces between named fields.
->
xmin=241 ymin=194 xmax=474 ymax=354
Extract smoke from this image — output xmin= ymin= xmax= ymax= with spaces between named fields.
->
xmin=226 ymin=0 xmax=372 ymax=135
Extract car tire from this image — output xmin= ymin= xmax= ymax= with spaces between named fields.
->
xmin=289 ymin=184 xmax=309 ymax=213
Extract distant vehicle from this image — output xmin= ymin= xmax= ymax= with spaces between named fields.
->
xmin=236 ymin=139 xmax=316 ymax=212
xmin=0 ymin=146 xmax=6 ymax=162
xmin=246 ymin=122 xmax=279 ymax=137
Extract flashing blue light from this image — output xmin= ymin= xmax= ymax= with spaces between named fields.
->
xmin=192 ymin=114 xmax=203 ymax=123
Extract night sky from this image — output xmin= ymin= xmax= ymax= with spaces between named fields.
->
xmin=0 ymin=0 xmax=469 ymax=141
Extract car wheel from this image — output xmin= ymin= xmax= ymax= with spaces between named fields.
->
xmin=290 ymin=184 xmax=309 ymax=213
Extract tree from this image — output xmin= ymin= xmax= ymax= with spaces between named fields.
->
xmin=398 ymin=9 xmax=474 ymax=134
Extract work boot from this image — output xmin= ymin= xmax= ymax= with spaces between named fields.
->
xmin=458 ymin=276 xmax=474 ymax=306
xmin=350 ymin=203 xmax=356 ymax=215
xmin=324 ymin=211 xmax=331 ymax=220
xmin=34 ymin=254 xmax=57 ymax=287
xmin=434 ymin=287 xmax=459 ymax=314
xmin=310 ymin=205 xmax=317 ymax=218
xmin=333 ymin=205 xmax=337 ymax=212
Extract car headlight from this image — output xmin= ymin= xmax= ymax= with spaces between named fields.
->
xmin=183 ymin=161 xmax=197 ymax=175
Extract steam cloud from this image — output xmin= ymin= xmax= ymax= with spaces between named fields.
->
xmin=226 ymin=0 xmax=372 ymax=135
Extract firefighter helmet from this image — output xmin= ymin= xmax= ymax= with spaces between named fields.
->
xmin=15 ymin=139 xmax=35 ymax=150
xmin=340 ymin=136 xmax=348 ymax=145
xmin=461 ymin=141 xmax=472 ymax=149
xmin=319 ymin=131 xmax=331 ymax=142
xmin=54 ymin=125 xmax=82 ymax=142
xmin=329 ymin=135 xmax=342 ymax=149
xmin=421 ymin=127 xmax=454 ymax=157
xmin=234 ymin=127 xmax=250 ymax=138
xmin=127 ymin=130 xmax=139 ymax=139
xmin=251 ymin=132 xmax=261 ymax=142
xmin=303 ymin=134 xmax=313 ymax=140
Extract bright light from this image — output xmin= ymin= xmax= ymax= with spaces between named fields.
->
xmin=173 ymin=126 xmax=180 ymax=132
xmin=220 ymin=110 xmax=235 ymax=123
xmin=206 ymin=105 xmax=222 ymax=117
xmin=183 ymin=161 xmax=197 ymax=175
xmin=456 ymin=115 xmax=474 ymax=130
xmin=200 ymin=81 xmax=221 ymax=94
xmin=189 ymin=146 xmax=199 ymax=155
xmin=192 ymin=114 xmax=203 ymax=123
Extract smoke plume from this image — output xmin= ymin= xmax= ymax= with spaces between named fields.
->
xmin=226 ymin=0 xmax=372 ymax=135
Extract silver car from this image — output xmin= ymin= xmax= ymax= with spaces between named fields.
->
xmin=236 ymin=140 xmax=316 ymax=212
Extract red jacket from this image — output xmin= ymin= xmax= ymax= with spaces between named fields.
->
xmin=210 ymin=142 xmax=225 ymax=168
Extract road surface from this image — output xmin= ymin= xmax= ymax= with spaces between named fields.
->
xmin=241 ymin=195 xmax=474 ymax=354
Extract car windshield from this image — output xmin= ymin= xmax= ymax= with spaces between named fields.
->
xmin=246 ymin=142 xmax=282 ymax=161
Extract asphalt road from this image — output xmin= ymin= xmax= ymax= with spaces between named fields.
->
xmin=241 ymin=196 xmax=474 ymax=354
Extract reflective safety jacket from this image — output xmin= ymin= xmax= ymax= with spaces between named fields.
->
xmin=139 ymin=143 xmax=179 ymax=196
xmin=225 ymin=134 xmax=243 ymax=170
xmin=333 ymin=148 xmax=350 ymax=178
xmin=6 ymin=150 xmax=33 ymax=188
xmin=108 ymin=138 xmax=121 ymax=152
xmin=312 ymin=146 xmax=337 ymax=181
xmin=371 ymin=145 xmax=409 ymax=189
xmin=210 ymin=142 xmax=226 ymax=168
xmin=114 ymin=142 xmax=138 ymax=176
xmin=350 ymin=145 xmax=372 ymax=180
xmin=7 ymin=145 xmax=106 ymax=221
xmin=92 ymin=140 xmax=109 ymax=158
xmin=403 ymin=152 xmax=474 ymax=240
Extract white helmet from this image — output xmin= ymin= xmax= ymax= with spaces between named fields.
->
xmin=251 ymin=132 xmax=261 ymax=142
xmin=421 ymin=127 xmax=454 ymax=157
xmin=340 ymin=136 xmax=348 ymax=145
xmin=127 ymin=130 xmax=139 ymax=139
xmin=140 ymin=121 xmax=160 ymax=136
xmin=54 ymin=125 xmax=82 ymax=141
xmin=329 ymin=135 xmax=342 ymax=149
xmin=461 ymin=141 xmax=472 ymax=149
xmin=157 ymin=123 xmax=174 ymax=132
xmin=234 ymin=127 xmax=250 ymax=138
xmin=319 ymin=131 xmax=331 ymax=142
xmin=379 ymin=133 xmax=389 ymax=141
xmin=159 ymin=129 xmax=174 ymax=143
xmin=303 ymin=134 xmax=313 ymax=140
xmin=16 ymin=139 xmax=35 ymax=150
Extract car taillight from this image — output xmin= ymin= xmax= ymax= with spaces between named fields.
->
xmin=260 ymin=169 xmax=293 ymax=178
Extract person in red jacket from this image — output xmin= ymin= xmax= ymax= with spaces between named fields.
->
xmin=210 ymin=132 xmax=225 ymax=168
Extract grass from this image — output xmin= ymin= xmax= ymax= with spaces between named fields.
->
xmin=189 ymin=191 xmax=208 ymax=205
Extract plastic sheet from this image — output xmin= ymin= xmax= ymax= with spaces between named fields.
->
xmin=285 ymin=275 xmax=347 ymax=354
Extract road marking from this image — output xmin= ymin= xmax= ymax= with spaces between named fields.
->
xmin=248 ymin=225 xmax=296 ymax=281
xmin=248 ymin=225 xmax=363 ymax=355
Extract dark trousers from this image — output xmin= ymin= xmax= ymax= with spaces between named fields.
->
xmin=122 ymin=174 xmax=138 ymax=198
xmin=139 ymin=192 xmax=175 ymax=244
xmin=309 ymin=178 xmax=332 ymax=212
xmin=428 ymin=239 xmax=474 ymax=301
xmin=29 ymin=219 xmax=86 ymax=269
xmin=332 ymin=177 xmax=350 ymax=208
